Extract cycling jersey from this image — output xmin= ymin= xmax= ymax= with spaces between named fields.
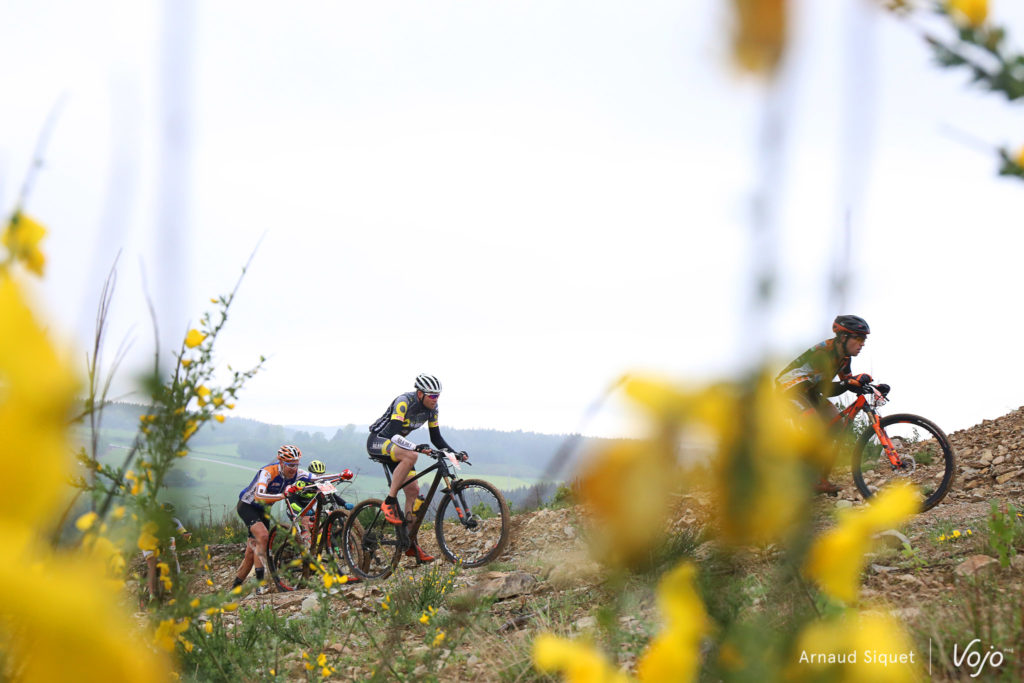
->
xmin=238 ymin=463 xmax=311 ymax=505
xmin=368 ymin=391 xmax=452 ymax=459
xmin=776 ymin=338 xmax=853 ymax=397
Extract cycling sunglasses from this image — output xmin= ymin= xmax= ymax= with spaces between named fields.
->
xmin=425 ymin=393 xmax=440 ymax=400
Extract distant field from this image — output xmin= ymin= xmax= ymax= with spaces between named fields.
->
xmin=122 ymin=453 xmax=542 ymax=521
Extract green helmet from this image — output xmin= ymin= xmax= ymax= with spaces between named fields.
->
xmin=309 ymin=460 xmax=326 ymax=474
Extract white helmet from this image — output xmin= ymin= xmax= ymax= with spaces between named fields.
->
xmin=414 ymin=373 xmax=442 ymax=394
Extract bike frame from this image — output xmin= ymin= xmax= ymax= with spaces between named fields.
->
xmin=829 ymin=387 xmax=902 ymax=469
xmin=377 ymin=450 xmax=466 ymax=547
xmin=279 ymin=473 xmax=351 ymax=554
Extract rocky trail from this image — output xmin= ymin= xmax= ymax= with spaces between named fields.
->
xmin=135 ymin=405 xmax=1024 ymax=680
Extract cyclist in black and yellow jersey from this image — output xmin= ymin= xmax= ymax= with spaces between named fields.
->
xmin=367 ymin=373 xmax=468 ymax=563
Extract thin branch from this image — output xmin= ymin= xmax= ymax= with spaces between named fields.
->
xmin=15 ymin=94 xmax=68 ymax=210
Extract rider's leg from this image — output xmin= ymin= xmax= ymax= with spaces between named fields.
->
xmin=388 ymin=448 xmax=418 ymax=499
xmin=145 ymin=552 xmax=158 ymax=598
xmin=381 ymin=448 xmax=418 ymax=524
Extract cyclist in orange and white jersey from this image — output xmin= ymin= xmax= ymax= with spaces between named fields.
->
xmin=231 ymin=445 xmax=311 ymax=592
xmin=776 ymin=314 xmax=876 ymax=494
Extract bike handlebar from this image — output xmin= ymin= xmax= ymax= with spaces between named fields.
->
xmin=423 ymin=448 xmax=471 ymax=466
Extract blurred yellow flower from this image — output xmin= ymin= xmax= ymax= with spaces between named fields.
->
xmin=805 ymin=483 xmax=920 ymax=602
xmin=317 ymin=653 xmax=327 ymax=667
xmin=181 ymin=359 xmax=192 ymax=368
xmin=787 ymin=610 xmax=919 ymax=681
xmin=215 ymin=414 xmax=225 ymax=423
xmin=153 ymin=618 xmax=190 ymax=652
xmin=138 ymin=523 xmax=160 ymax=552
xmin=576 ymin=438 xmax=679 ymax=566
xmin=203 ymin=621 xmax=213 ymax=634
xmin=76 ymin=511 xmax=98 ymax=531
xmin=948 ymin=0 xmax=987 ymax=27
xmin=432 ymin=630 xmax=446 ymax=647
xmin=534 ymin=634 xmax=630 ymax=683
xmin=2 ymin=212 xmax=47 ymax=275
xmin=183 ymin=420 xmax=198 ymax=441
xmin=184 ymin=329 xmax=206 ymax=349
xmin=636 ymin=562 xmax=708 ymax=683
xmin=619 ymin=373 xmax=828 ymax=546
xmin=731 ymin=0 xmax=788 ymax=77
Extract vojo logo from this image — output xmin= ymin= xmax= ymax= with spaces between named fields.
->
xmin=952 ymin=639 xmax=1008 ymax=678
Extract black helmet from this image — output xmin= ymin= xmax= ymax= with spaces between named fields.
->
xmin=833 ymin=315 xmax=870 ymax=337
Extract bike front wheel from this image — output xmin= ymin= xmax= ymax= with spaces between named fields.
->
xmin=268 ymin=526 xmax=309 ymax=592
xmin=342 ymin=499 xmax=402 ymax=580
xmin=851 ymin=413 xmax=956 ymax=512
xmin=435 ymin=479 xmax=510 ymax=567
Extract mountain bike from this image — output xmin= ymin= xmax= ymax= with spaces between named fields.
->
xmin=835 ymin=382 xmax=955 ymax=512
xmin=341 ymin=448 xmax=510 ymax=580
xmin=266 ymin=470 xmax=364 ymax=591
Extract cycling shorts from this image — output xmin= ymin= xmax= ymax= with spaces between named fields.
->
xmin=366 ymin=434 xmax=417 ymax=479
xmin=236 ymin=500 xmax=270 ymax=538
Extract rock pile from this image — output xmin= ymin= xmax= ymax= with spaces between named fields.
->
xmin=945 ymin=406 xmax=1024 ymax=500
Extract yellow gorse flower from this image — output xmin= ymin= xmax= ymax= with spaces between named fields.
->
xmin=805 ymin=483 xmax=921 ymax=602
xmin=636 ymin=562 xmax=708 ymax=683
xmin=184 ymin=329 xmax=206 ymax=349
xmin=2 ymin=212 xmax=47 ymax=275
xmin=731 ymin=0 xmax=788 ymax=77
xmin=0 ymin=271 xmax=168 ymax=678
xmin=534 ymin=634 xmax=630 ymax=683
xmin=948 ymin=0 xmax=987 ymax=27
xmin=534 ymin=561 xmax=708 ymax=683
xmin=787 ymin=610 xmax=919 ymax=681
xmin=153 ymin=618 xmax=190 ymax=652
xmin=617 ymin=373 xmax=828 ymax=547
xmin=76 ymin=511 xmax=99 ymax=531
xmin=138 ymin=522 xmax=160 ymax=552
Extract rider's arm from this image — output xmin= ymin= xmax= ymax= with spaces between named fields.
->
xmin=252 ymin=468 xmax=287 ymax=504
xmin=824 ymin=381 xmax=848 ymax=397
xmin=428 ymin=424 xmax=453 ymax=452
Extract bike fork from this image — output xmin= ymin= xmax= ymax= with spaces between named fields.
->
xmin=870 ymin=415 xmax=901 ymax=468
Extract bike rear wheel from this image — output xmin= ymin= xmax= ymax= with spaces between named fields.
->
xmin=342 ymin=499 xmax=402 ymax=580
xmin=324 ymin=510 xmax=364 ymax=579
xmin=435 ymin=479 xmax=510 ymax=567
xmin=851 ymin=413 xmax=955 ymax=512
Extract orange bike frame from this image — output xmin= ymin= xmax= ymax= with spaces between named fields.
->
xmin=829 ymin=394 xmax=901 ymax=468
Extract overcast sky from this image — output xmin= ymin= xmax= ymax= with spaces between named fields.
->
xmin=2 ymin=0 xmax=1022 ymax=439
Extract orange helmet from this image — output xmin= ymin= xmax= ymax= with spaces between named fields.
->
xmin=277 ymin=445 xmax=302 ymax=463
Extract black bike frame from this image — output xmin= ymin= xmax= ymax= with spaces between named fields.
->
xmin=377 ymin=451 xmax=463 ymax=542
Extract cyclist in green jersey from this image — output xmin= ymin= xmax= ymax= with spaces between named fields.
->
xmin=776 ymin=314 xmax=878 ymax=494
